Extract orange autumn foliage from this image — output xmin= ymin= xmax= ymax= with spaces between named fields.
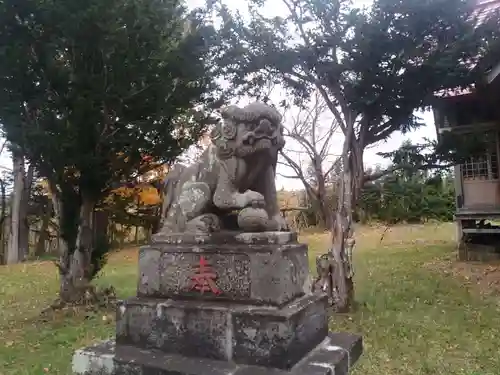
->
xmin=36 ymin=179 xmax=162 ymax=206
xmin=111 ymin=184 xmax=161 ymax=206
xmin=36 ymin=158 xmax=166 ymax=206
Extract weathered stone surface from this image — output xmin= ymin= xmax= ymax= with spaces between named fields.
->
xmin=116 ymin=298 xmax=229 ymax=361
xmin=328 ymin=332 xmax=364 ymax=367
xmin=234 ymin=231 xmax=297 ymax=245
xmin=114 ymin=345 xmax=238 ymax=375
xmin=292 ymin=332 xmax=363 ymax=375
xmin=115 ymin=294 xmax=327 ymax=367
xmin=137 ymin=239 xmax=308 ymax=307
xmin=157 ymin=102 xmax=288 ymax=235
xmin=248 ymin=247 xmax=309 ymax=307
xmin=72 ymin=333 xmax=362 ymax=375
xmin=232 ymin=294 xmax=328 ymax=369
xmin=137 ymin=247 xmax=160 ymax=295
xmin=72 ymin=340 xmax=116 ymax=375
xmin=238 ymin=207 xmax=271 ymax=232
xmin=151 ymin=230 xmax=297 ymax=246
xmin=158 ymin=251 xmax=251 ymax=299
xmin=115 ymin=304 xmax=127 ymax=340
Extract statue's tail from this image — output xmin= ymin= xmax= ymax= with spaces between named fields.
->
xmin=160 ymin=164 xmax=186 ymax=227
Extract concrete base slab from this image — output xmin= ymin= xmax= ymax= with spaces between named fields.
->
xmin=72 ymin=332 xmax=362 ymax=375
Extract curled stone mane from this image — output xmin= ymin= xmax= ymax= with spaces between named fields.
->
xmin=210 ymin=119 xmax=235 ymax=159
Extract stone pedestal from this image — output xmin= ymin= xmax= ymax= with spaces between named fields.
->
xmin=72 ymin=231 xmax=363 ymax=375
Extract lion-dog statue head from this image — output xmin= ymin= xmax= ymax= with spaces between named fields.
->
xmin=210 ymin=102 xmax=285 ymax=160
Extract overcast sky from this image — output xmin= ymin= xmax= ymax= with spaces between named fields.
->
xmin=0 ymin=0 xmax=438 ymax=191
xmin=187 ymin=0 xmax=439 ymax=190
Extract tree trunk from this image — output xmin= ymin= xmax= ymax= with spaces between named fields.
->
xmin=1 ymin=218 xmax=8 ymax=264
xmin=35 ymin=207 xmax=51 ymax=257
xmin=48 ymin=181 xmax=65 ymax=257
xmin=0 ymin=178 xmax=6 ymax=264
xmin=93 ymin=210 xmax=109 ymax=240
xmin=18 ymin=163 xmax=34 ymax=260
xmin=318 ymin=197 xmax=332 ymax=229
xmin=314 ymin=159 xmax=333 ymax=229
xmin=48 ymin=179 xmax=96 ymax=304
xmin=59 ymin=196 xmax=95 ymax=303
xmin=330 ymin=164 xmax=355 ymax=312
xmin=328 ymin=133 xmax=360 ymax=312
xmin=6 ymin=152 xmax=24 ymax=264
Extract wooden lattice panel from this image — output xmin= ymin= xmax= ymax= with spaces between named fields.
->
xmin=462 ymin=131 xmax=499 ymax=180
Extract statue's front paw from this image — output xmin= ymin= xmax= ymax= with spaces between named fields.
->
xmin=243 ymin=190 xmax=266 ymax=208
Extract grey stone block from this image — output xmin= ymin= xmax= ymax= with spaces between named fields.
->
xmin=158 ymin=251 xmax=252 ymax=299
xmin=115 ymin=294 xmax=328 ymax=367
xmin=115 ymin=303 xmax=127 ymax=339
xmin=151 ymin=230 xmax=298 ymax=246
xmin=72 ymin=340 xmax=116 ymax=375
xmin=137 ymin=248 xmax=161 ymax=295
xmin=292 ymin=332 xmax=363 ymax=375
xmin=327 ymin=332 xmax=364 ymax=367
xmin=232 ymin=294 xmax=328 ymax=369
xmin=116 ymin=299 xmax=230 ymax=361
xmin=72 ymin=333 xmax=362 ymax=375
xmin=248 ymin=248 xmax=309 ymax=307
xmin=137 ymin=235 xmax=308 ymax=307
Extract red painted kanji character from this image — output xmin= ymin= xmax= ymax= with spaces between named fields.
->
xmin=191 ymin=256 xmax=222 ymax=295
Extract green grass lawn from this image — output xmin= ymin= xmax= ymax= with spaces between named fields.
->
xmin=1 ymin=223 xmax=500 ymax=375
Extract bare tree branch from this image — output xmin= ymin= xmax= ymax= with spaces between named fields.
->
xmin=277 ymin=88 xmax=345 ymax=229
xmin=0 ymin=140 xmax=7 ymax=156
xmin=319 ymin=121 xmax=340 ymax=160
xmin=323 ymin=157 xmax=342 ymax=180
xmin=280 ymin=0 xmax=347 ymax=131
xmin=277 ymin=173 xmax=302 ymax=180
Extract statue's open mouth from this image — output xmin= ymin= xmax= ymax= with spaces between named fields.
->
xmin=243 ymin=135 xmax=278 ymax=146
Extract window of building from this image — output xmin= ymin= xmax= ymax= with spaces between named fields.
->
xmin=462 ymin=131 xmax=499 ymax=181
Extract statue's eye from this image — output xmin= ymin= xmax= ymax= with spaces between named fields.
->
xmin=246 ymin=122 xmax=257 ymax=131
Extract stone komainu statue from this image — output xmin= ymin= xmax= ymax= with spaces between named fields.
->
xmin=159 ymin=102 xmax=288 ymax=234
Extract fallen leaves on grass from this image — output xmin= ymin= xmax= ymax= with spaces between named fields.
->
xmin=425 ymin=257 xmax=500 ymax=296
xmin=4 ymin=223 xmax=500 ymax=375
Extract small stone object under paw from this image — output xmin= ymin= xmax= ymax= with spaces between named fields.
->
xmin=237 ymin=207 xmax=269 ymax=232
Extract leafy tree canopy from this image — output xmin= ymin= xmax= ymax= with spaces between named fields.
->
xmin=212 ymin=0 xmax=500 ymax=154
xmin=378 ymin=130 xmax=496 ymax=175
xmin=0 ymin=0 xmax=223 ymax=292
xmin=0 ymin=0 xmax=221 ymax=202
